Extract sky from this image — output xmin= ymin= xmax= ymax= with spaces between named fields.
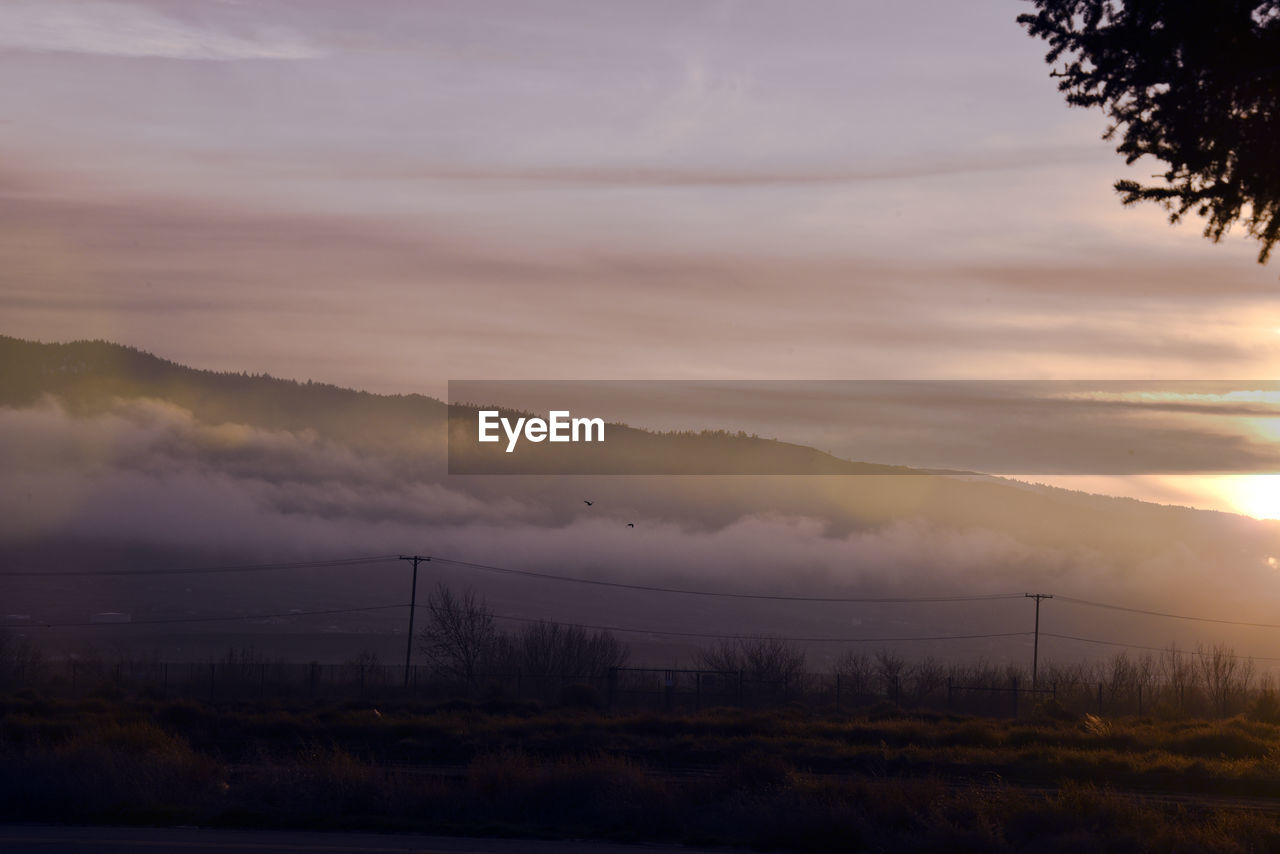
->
xmin=3 ymin=0 xmax=1280 ymax=515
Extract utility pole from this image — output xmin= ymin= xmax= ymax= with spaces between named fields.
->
xmin=1025 ymin=593 xmax=1053 ymax=689
xmin=399 ymin=555 xmax=429 ymax=689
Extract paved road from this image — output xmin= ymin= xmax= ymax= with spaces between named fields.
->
xmin=0 ymin=826 xmax=736 ymax=854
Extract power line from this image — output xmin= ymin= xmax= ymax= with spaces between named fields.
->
xmin=0 ymin=555 xmax=400 ymax=578
xmin=489 ymin=612 xmax=1031 ymax=644
xmin=25 ymin=599 xmax=1029 ymax=645
xmin=431 ymin=557 xmax=1024 ymax=603
xmin=1056 ymin=595 xmax=1280 ymax=629
xmin=1042 ymin=631 xmax=1280 ymax=663
xmin=32 ymin=604 xmax=408 ymax=629
xmin=12 ymin=551 xmax=1280 ymax=652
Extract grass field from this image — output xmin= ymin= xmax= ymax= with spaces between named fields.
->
xmin=6 ymin=690 xmax=1280 ymax=851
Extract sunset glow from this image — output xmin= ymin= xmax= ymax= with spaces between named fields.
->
xmin=5 ymin=3 xmax=1280 ymax=839
xmin=1218 ymin=474 xmax=1280 ymax=521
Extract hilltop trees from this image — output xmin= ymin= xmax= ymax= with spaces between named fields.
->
xmin=1019 ymin=1 xmax=1280 ymax=262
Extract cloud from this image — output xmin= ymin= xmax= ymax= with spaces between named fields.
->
xmin=4 ymin=163 xmax=1277 ymax=396
xmin=234 ymin=146 xmax=1102 ymax=190
xmin=0 ymin=1 xmax=324 ymax=61
xmin=0 ymin=397 xmax=530 ymax=543
xmin=5 ymin=394 xmax=1280 ymax=660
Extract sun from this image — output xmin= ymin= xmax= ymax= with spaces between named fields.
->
xmin=1219 ymin=474 xmax=1280 ymax=521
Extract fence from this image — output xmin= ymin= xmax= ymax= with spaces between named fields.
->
xmin=0 ymin=658 xmax=1263 ymax=719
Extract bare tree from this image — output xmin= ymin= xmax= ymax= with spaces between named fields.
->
xmin=1101 ymin=651 xmax=1136 ymax=708
xmin=0 ymin=629 xmax=45 ymax=689
xmin=697 ymin=640 xmax=743 ymax=675
xmin=696 ymin=636 xmax=805 ymax=686
xmin=341 ymin=649 xmax=384 ymax=688
xmin=1160 ymin=643 xmax=1196 ymax=714
xmin=874 ymin=647 xmax=906 ymax=703
xmin=832 ymin=650 xmax=876 ymax=700
xmin=743 ymin=636 xmax=806 ymax=687
xmin=419 ymin=584 xmax=497 ymax=690
xmin=905 ymin=657 xmax=948 ymax=707
xmin=1197 ymin=643 xmax=1255 ymax=717
xmin=503 ymin=619 xmax=629 ymax=678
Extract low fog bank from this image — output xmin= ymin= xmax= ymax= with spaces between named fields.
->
xmin=4 ymin=393 xmax=1280 ymax=668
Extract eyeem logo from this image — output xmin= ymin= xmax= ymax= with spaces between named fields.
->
xmin=478 ymin=410 xmax=605 ymax=453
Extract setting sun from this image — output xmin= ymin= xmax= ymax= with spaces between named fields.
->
xmin=1219 ymin=474 xmax=1280 ymax=520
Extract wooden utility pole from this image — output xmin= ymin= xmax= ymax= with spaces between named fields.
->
xmin=1025 ymin=593 xmax=1053 ymax=689
xmin=399 ymin=555 xmax=429 ymax=689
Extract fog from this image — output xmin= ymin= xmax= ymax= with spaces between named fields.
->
xmin=5 ymin=390 xmax=1280 ymax=667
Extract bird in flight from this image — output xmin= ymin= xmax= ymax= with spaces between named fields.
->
xmin=626 ymin=522 xmax=635 ymax=528
xmin=583 ymin=500 xmax=594 ymax=506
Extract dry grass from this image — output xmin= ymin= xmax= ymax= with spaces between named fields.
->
xmin=6 ymin=692 xmax=1280 ymax=850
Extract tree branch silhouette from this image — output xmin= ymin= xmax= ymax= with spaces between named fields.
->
xmin=1020 ymin=1 xmax=1280 ymax=263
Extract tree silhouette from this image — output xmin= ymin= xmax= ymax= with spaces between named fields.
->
xmin=419 ymin=584 xmax=497 ymax=690
xmin=1019 ymin=1 xmax=1280 ymax=262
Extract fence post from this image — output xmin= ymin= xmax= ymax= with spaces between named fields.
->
xmin=1011 ymin=676 xmax=1019 ymax=719
xmin=607 ymin=668 xmax=616 ymax=712
xmin=836 ymin=672 xmax=842 ymax=714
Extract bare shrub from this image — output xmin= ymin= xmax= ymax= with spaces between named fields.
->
xmin=696 ymin=636 xmax=805 ymax=687
xmin=501 ymin=619 xmax=629 ymax=678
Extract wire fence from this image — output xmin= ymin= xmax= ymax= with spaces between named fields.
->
xmin=0 ymin=657 xmax=1262 ymax=720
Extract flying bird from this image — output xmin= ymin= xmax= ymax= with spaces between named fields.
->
xmin=583 ymin=500 xmax=594 ymax=506
xmin=626 ymin=522 xmax=635 ymax=528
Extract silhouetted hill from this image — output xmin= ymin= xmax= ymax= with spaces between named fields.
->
xmin=0 ymin=335 xmax=444 ymax=448
xmin=0 ymin=335 xmax=916 ymax=473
